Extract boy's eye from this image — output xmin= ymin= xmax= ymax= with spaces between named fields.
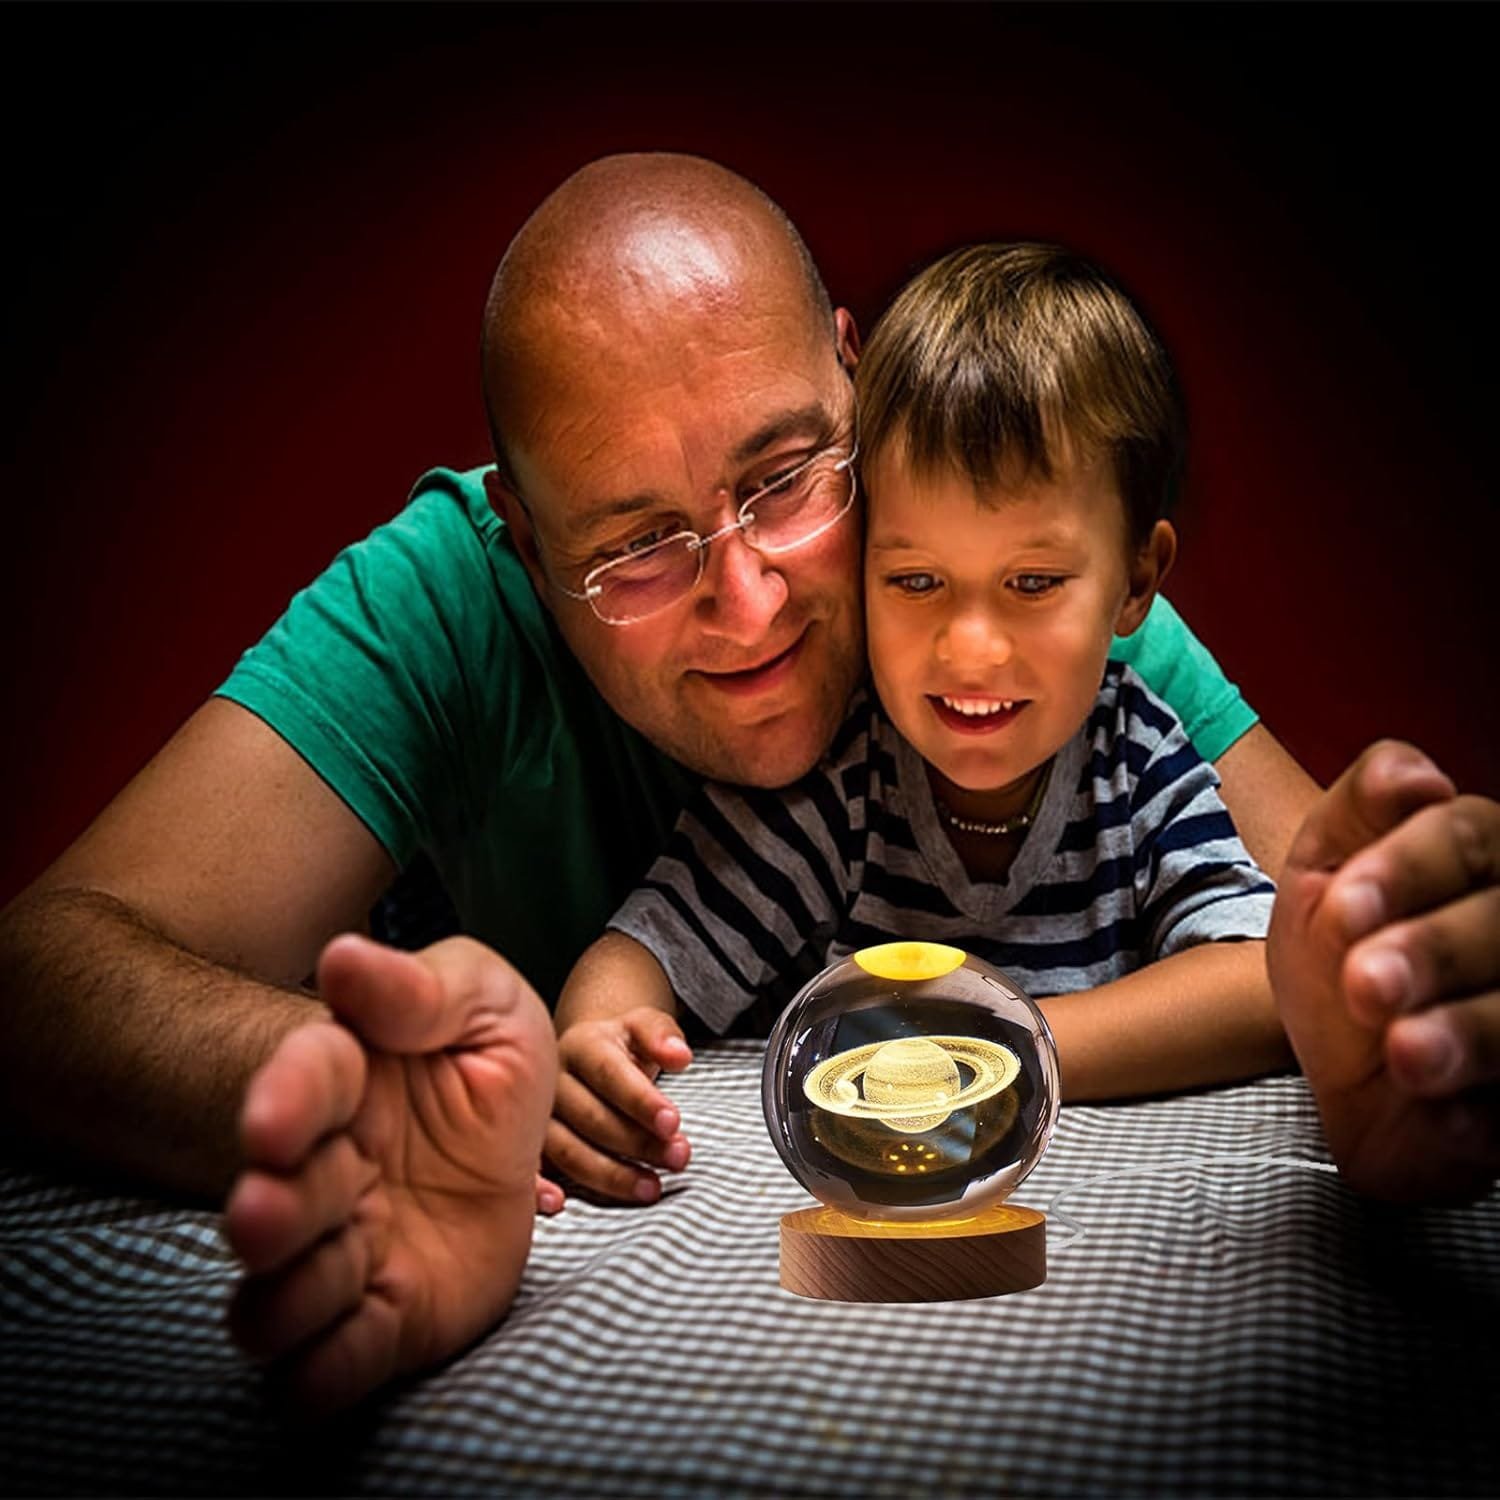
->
xmin=888 ymin=571 xmax=940 ymax=596
xmin=1009 ymin=573 xmax=1065 ymax=597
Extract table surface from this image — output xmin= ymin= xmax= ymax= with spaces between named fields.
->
xmin=3 ymin=1040 xmax=1497 ymax=1497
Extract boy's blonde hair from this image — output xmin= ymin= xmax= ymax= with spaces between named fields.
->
xmin=855 ymin=243 xmax=1184 ymax=546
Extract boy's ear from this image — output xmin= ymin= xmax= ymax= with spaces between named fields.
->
xmin=483 ymin=468 xmax=550 ymax=602
xmin=834 ymin=307 xmax=861 ymax=374
xmin=1115 ymin=520 xmax=1177 ymax=637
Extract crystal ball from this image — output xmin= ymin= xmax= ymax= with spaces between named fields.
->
xmin=762 ymin=941 xmax=1060 ymax=1221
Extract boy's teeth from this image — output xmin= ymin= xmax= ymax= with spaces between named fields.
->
xmin=941 ymin=696 xmax=1015 ymax=716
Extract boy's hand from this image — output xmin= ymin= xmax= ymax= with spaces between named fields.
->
xmin=1268 ymin=740 xmax=1500 ymax=1203
xmin=546 ymin=1008 xmax=694 ymax=1204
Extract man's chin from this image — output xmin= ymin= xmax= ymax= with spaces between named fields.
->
xmin=670 ymin=657 xmax=860 ymax=786
xmin=673 ymin=724 xmax=827 ymax=789
xmin=668 ymin=690 xmax=852 ymax=787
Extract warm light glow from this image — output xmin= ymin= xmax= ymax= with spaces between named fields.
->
xmin=803 ymin=1034 xmax=1020 ymax=1134
xmin=860 ymin=1037 xmax=961 ymax=1131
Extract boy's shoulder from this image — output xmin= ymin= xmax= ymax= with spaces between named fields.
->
xmin=1073 ymin=665 xmax=1229 ymax=850
xmin=1089 ymin=661 xmax=1194 ymax=749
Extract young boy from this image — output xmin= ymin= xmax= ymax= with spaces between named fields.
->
xmin=553 ymin=243 xmax=1293 ymax=1193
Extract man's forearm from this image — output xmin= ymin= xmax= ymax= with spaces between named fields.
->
xmin=0 ymin=885 xmax=325 ymax=1198
xmin=1041 ymin=941 xmax=1294 ymax=1101
xmin=1213 ymin=724 xmax=1322 ymax=880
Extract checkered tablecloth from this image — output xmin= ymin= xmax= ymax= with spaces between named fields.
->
xmin=2 ymin=1040 xmax=1496 ymax=1497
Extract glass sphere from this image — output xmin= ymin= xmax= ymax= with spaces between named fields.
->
xmin=762 ymin=941 xmax=1060 ymax=1221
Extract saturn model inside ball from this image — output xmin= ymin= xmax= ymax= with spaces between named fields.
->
xmin=762 ymin=941 xmax=1060 ymax=1221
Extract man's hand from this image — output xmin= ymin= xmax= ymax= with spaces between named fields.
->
xmin=1268 ymin=741 xmax=1500 ymax=1203
xmin=223 ymin=933 xmax=556 ymax=1417
xmin=546 ymin=1008 xmax=693 ymax=1205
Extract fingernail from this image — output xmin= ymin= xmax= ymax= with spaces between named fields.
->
xmin=1335 ymin=879 xmax=1385 ymax=940
xmin=664 ymin=1138 xmax=690 ymax=1171
xmin=1356 ymin=947 xmax=1412 ymax=1012
xmin=654 ymin=1107 xmax=678 ymax=1138
xmin=633 ymin=1177 xmax=661 ymax=1204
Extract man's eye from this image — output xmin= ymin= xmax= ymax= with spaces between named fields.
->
xmin=600 ymin=526 xmax=674 ymax=563
xmin=626 ymin=527 xmax=672 ymax=554
xmin=889 ymin=572 xmax=940 ymax=596
xmin=747 ymin=471 xmax=797 ymax=503
xmin=1010 ymin=573 xmax=1065 ymax=596
xmin=745 ymin=456 xmax=813 ymax=502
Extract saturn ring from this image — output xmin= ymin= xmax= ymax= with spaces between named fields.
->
xmin=802 ymin=1035 xmax=1021 ymax=1135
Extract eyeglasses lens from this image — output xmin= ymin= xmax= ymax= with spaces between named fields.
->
xmin=590 ymin=536 xmax=697 ymax=624
xmin=591 ymin=451 xmax=854 ymax=624
xmin=744 ymin=454 xmax=851 ymax=551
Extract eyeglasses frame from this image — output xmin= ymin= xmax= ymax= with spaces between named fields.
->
xmin=552 ymin=438 xmax=860 ymax=627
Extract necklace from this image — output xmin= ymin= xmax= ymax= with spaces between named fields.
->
xmin=935 ymin=761 xmax=1053 ymax=838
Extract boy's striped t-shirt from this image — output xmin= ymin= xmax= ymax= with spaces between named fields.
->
xmin=610 ymin=662 xmax=1275 ymax=1034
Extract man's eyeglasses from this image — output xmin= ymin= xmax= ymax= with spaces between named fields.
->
xmin=555 ymin=440 xmax=859 ymax=626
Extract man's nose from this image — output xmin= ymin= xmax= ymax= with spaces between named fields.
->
xmin=695 ymin=524 xmax=790 ymax=644
xmin=938 ymin=607 xmax=1013 ymax=668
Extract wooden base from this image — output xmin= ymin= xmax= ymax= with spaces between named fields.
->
xmin=780 ymin=1203 xmax=1046 ymax=1302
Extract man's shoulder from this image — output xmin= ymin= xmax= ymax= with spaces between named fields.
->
xmin=384 ymin=465 xmax=505 ymax=570
xmin=218 ymin=461 xmax=568 ymax=774
xmin=333 ymin=464 xmax=550 ymax=647
xmin=404 ymin=463 xmax=497 ymax=518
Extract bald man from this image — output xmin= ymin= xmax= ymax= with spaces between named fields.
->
xmin=1 ymin=155 xmax=1496 ymax=1414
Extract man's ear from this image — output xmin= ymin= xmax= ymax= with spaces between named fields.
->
xmin=483 ymin=468 xmax=549 ymax=598
xmin=1115 ymin=519 xmax=1177 ymax=637
xmin=834 ymin=307 xmax=861 ymax=374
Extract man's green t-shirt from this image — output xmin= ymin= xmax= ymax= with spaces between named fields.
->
xmin=217 ymin=467 xmax=1257 ymax=1002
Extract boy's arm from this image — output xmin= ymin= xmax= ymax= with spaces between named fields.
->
xmin=547 ymin=932 xmax=694 ymax=1205
xmin=1041 ymin=940 xmax=1292 ymax=1099
xmin=1044 ymin=671 xmax=1290 ymax=1100
xmin=550 ymin=727 xmax=860 ymax=1204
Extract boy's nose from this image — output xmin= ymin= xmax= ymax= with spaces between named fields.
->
xmin=938 ymin=610 xmax=1013 ymax=668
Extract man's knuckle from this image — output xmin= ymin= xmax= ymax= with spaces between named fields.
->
xmin=329 ymin=1133 xmax=363 ymax=1188
xmin=1366 ymin=737 xmax=1411 ymax=766
xmin=1448 ymin=798 xmax=1500 ymax=885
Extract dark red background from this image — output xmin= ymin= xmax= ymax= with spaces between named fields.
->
xmin=4 ymin=4 xmax=1495 ymax=906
